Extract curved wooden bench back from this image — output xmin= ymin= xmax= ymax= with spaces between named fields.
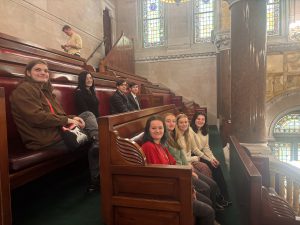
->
xmin=114 ymin=131 xmax=145 ymax=166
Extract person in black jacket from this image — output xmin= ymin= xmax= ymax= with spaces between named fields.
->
xmin=110 ymin=79 xmax=132 ymax=114
xmin=75 ymin=71 xmax=99 ymax=118
xmin=127 ymin=82 xmax=141 ymax=111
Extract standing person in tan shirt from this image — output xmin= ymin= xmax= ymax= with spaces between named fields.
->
xmin=61 ymin=25 xmax=82 ymax=57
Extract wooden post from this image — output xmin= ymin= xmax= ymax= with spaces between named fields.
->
xmin=278 ymin=174 xmax=285 ymax=198
xmin=270 ymin=171 xmax=276 ymax=189
xmin=293 ymin=182 xmax=299 ymax=215
xmin=0 ymin=87 xmax=12 ymax=225
xmin=286 ymin=177 xmax=293 ymax=206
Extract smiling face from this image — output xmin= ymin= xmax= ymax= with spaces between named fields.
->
xmin=26 ymin=63 xmax=49 ymax=83
xmin=149 ymin=120 xmax=164 ymax=144
xmin=165 ymin=114 xmax=176 ymax=132
xmin=85 ymin=73 xmax=93 ymax=88
xmin=117 ymin=82 xmax=128 ymax=93
xmin=177 ymin=116 xmax=189 ymax=132
xmin=195 ymin=114 xmax=206 ymax=129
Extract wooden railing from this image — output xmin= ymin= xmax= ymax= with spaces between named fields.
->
xmin=241 ymin=142 xmax=300 ymax=217
xmin=268 ymin=158 xmax=300 ymax=216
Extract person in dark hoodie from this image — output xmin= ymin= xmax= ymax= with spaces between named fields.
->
xmin=10 ymin=59 xmax=99 ymax=192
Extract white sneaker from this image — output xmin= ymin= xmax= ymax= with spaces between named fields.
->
xmin=214 ymin=220 xmax=221 ymax=225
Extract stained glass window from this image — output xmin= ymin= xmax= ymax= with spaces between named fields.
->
xmin=274 ymin=114 xmax=300 ymax=134
xmin=142 ymin=0 xmax=165 ymax=48
xmin=194 ymin=0 xmax=214 ymax=43
xmin=273 ymin=142 xmax=291 ymax=162
xmin=271 ymin=113 xmax=300 ymax=162
xmin=267 ymin=0 xmax=280 ymax=36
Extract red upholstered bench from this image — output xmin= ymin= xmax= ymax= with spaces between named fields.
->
xmin=0 ymin=77 xmax=89 ymax=188
xmin=0 ymin=74 xmax=115 ymax=225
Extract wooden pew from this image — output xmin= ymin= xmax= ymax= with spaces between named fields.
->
xmin=141 ymin=83 xmax=173 ymax=106
xmin=171 ymin=96 xmax=184 ymax=111
xmin=99 ymin=105 xmax=193 ymax=225
xmin=0 ymin=32 xmax=117 ymax=225
xmin=0 ymin=87 xmax=12 ymax=225
xmin=182 ymin=101 xmax=207 ymax=121
xmin=139 ymin=94 xmax=164 ymax=108
xmin=100 ymin=32 xmax=183 ymax=110
xmin=0 ymin=32 xmax=88 ymax=74
xmin=229 ymin=136 xmax=300 ymax=225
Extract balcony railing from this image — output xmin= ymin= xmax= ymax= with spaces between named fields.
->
xmin=269 ymin=157 xmax=300 ymax=215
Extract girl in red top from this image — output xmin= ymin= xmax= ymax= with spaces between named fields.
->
xmin=141 ymin=115 xmax=176 ymax=165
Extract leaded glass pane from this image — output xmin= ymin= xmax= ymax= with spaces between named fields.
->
xmin=274 ymin=114 xmax=300 ymax=134
xmin=274 ymin=142 xmax=291 ymax=162
xmin=267 ymin=0 xmax=280 ymax=36
xmin=142 ymin=0 xmax=165 ymax=48
xmin=194 ymin=0 xmax=214 ymax=43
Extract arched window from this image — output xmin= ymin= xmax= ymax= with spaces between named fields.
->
xmin=142 ymin=0 xmax=165 ymax=48
xmin=267 ymin=0 xmax=281 ymax=36
xmin=272 ymin=113 xmax=300 ymax=162
xmin=193 ymin=0 xmax=214 ymax=43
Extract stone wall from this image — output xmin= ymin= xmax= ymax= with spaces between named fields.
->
xmin=0 ymin=0 xmax=116 ymax=67
xmin=116 ymin=0 xmax=218 ymax=124
xmin=136 ymin=57 xmax=217 ymax=124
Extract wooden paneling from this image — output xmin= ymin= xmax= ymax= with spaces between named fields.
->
xmin=99 ymin=105 xmax=193 ymax=225
xmin=102 ymin=33 xmax=135 ymax=74
xmin=0 ymin=88 xmax=12 ymax=225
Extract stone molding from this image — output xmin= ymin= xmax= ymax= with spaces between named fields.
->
xmin=135 ymin=51 xmax=216 ymax=62
xmin=267 ymin=42 xmax=300 ymax=53
xmin=223 ymin=0 xmax=241 ymax=8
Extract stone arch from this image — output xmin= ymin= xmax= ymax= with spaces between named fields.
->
xmin=266 ymin=89 xmax=300 ymax=140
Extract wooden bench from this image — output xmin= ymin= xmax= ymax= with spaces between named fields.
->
xmin=229 ymin=136 xmax=300 ymax=225
xmin=99 ymin=105 xmax=193 ymax=225
xmin=0 ymin=31 xmax=119 ymax=224
xmin=0 ymin=83 xmax=91 ymax=225
xmin=0 ymin=31 xmax=188 ymax=225
xmin=182 ymin=101 xmax=207 ymax=121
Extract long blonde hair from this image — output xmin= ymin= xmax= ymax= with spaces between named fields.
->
xmin=175 ymin=113 xmax=191 ymax=150
xmin=164 ymin=113 xmax=181 ymax=150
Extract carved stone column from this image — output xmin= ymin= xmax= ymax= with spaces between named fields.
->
xmin=230 ymin=0 xmax=267 ymax=143
xmin=215 ymin=0 xmax=232 ymax=144
xmin=215 ymin=32 xmax=231 ymax=144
